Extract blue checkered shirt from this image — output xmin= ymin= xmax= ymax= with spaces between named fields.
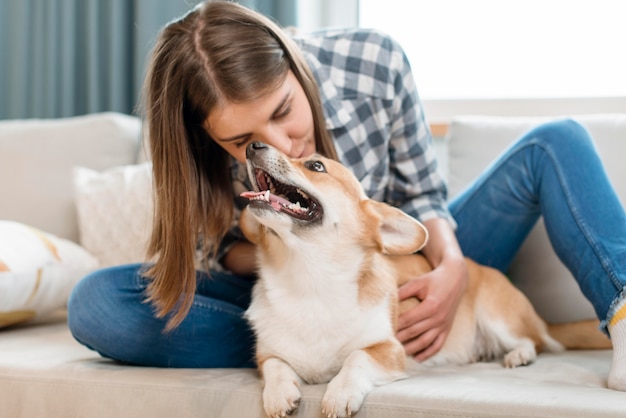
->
xmin=220 ymin=28 xmax=453 ymax=262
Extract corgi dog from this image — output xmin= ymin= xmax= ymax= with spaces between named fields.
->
xmin=239 ymin=142 xmax=610 ymax=418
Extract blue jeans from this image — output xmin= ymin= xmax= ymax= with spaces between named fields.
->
xmin=68 ymin=264 xmax=257 ymax=368
xmin=68 ymin=119 xmax=626 ymax=368
xmin=450 ymin=119 xmax=626 ymax=332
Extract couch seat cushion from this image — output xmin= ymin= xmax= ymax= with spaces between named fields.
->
xmin=0 ymin=314 xmax=622 ymax=418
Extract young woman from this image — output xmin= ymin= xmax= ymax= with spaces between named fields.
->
xmin=67 ymin=1 xmax=626 ymax=391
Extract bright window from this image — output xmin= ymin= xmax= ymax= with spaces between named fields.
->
xmin=359 ymin=0 xmax=626 ymax=100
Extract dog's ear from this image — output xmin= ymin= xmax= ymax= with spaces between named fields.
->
xmin=239 ymin=206 xmax=263 ymax=245
xmin=364 ymin=200 xmax=428 ymax=255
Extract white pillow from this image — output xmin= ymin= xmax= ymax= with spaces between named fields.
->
xmin=73 ymin=162 xmax=154 ymax=267
xmin=0 ymin=112 xmax=142 ymax=242
xmin=0 ymin=220 xmax=99 ymax=328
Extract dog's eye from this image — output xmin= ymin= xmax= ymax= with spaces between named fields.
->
xmin=304 ymin=160 xmax=326 ymax=173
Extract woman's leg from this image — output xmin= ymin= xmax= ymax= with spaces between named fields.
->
xmin=448 ymin=119 xmax=626 ymax=390
xmin=67 ymin=263 xmax=256 ymax=368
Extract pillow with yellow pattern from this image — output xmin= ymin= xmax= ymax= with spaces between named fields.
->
xmin=0 ymin=220 xmax=99 ymax=328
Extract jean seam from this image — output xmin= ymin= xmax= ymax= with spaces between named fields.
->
xmin=193 ymin=299 xmax=245 ymax=318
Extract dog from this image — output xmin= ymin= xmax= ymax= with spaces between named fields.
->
xmin=239 ymin=141 xmax=610 ymax=418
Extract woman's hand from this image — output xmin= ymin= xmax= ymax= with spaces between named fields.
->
xmin=395 ymin=218 xmax=468 ymax=361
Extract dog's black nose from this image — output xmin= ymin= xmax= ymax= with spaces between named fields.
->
xmin=246 ymin=141 xmax=268 ymax=159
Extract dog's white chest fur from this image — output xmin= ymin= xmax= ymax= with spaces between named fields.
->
xmin=245 ymin=247 xmax=394 ymax=384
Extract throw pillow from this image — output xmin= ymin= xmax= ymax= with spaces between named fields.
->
xmin=0 ymin=220 xmax=99 ymax=328
xmin=0 ymin=112 xmax=142 ymax=243
xmin=73 ymin=162 xmax=153 ymax=267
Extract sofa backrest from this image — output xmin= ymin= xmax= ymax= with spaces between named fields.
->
xmin=0 ymin=112 xmax=142 ymax=242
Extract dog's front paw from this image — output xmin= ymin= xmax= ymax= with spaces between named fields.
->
xmin=503 ymin=344 xmax=536 ymax=368
xmin=321 ymin=380 xmax=367 ymax=418
xmin=263 ymin=380 xmax=301 ymax=418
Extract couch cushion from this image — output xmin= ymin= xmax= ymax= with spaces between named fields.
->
xmin=73 ymin=162 xmax=153 ymax=267
xmin=446 ymin=114 xmax=626 ymax=323
xmin=0 ymin=112 xmax=142 ymax=242
xmin=0 ymin=221 xmax=98 ymax=327
xmin=0 ymin=316 xmax=622 ymax=418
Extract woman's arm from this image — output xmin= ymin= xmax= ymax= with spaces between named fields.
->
xmin=396 ymin=217 xmax=468 ymax=360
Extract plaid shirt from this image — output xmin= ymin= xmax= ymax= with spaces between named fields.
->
xmin=220 ymin=28 xmax=453 ymax=262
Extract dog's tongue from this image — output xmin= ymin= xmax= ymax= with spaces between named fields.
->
xmin=241 ymin=190 xmax=291 ymax=211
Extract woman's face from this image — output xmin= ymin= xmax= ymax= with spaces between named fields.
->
xmin=205 ymin=71 xmax=316 ymax=163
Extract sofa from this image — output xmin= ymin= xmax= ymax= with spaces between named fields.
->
xmin=1 ymin=111 xmax=625 ymax=417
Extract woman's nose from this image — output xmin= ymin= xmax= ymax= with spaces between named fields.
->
xmin=257 ymin=128 xmax=293 ymax=156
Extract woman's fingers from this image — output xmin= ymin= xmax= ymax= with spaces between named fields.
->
xmin=414 ymin=332 xmax=447 ymax=361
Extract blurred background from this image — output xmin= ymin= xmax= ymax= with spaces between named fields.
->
xmin=1 ymin=0 xmax=623 ymax=122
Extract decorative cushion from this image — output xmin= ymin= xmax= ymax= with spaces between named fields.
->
xmin=0 ymin=220 xmax=98 ymax=328
xmin=73 ymin=162 xmax=153 ymax=267
xmin=446 ymin=113 xmax=626 ymax=323
xmin=0 ymin=112 xmax=142 ymax=243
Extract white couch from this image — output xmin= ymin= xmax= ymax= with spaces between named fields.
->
xmin=1 ymin=112 xmax=626 ymax=418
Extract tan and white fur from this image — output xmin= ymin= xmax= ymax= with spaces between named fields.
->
xmin=239 ymin=142 xmax=610 ymax=418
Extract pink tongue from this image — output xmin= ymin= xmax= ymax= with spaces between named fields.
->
xmin=240 ymin=190 xmax=292 ymax=211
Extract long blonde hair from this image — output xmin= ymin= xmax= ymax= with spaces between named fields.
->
xmin=142 ymin=1 xmax=337 ymax=331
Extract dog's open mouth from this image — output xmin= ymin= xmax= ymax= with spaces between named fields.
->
xmin=240 ymin=168 xmax=322 ymax=222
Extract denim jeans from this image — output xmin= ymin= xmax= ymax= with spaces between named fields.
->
xmin=449 ymin=119 xmax=626 ymax=332
xmin=68 ymin=264 xmax=257 ymax=368
xmin=67 ymin=119 xmax=626 ymax=368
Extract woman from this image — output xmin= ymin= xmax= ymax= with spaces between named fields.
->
xmin=67 ymin=1 xmax=626 ymax=390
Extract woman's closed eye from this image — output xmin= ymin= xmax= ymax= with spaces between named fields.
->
xmin=272 ymin=104 xmax=291 ymax=120
xmin=234 ymin=136 xmax=252 ymax=148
